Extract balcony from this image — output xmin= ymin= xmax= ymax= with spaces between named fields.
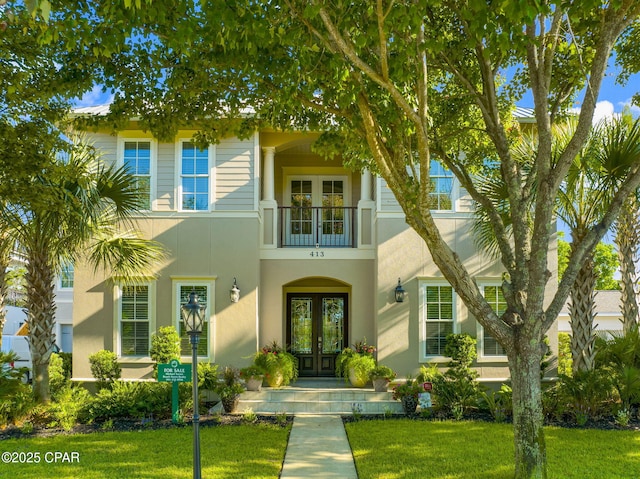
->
xmin=278 ymin=206 xmax=357 ymax=248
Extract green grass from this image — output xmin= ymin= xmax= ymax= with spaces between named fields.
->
xmin=0 ymin=423 xmax=290 ymax=479
xmin=345 ymin=419 xmax=640 ymax=479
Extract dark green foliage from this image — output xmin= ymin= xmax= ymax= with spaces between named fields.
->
xmin=48 ymin=352 xmax=71 ymax=398
xmin=0 ymin=352 xmax=34 ymax=425
xmin=479 ymin=385 xmax=513 ymax=422
xmin=44 ymin=387 xmax=92 ymax=431
xmin=88 ymin=350 xmax=121 ymax=390
xmin=554 ymin=369 xmax=615 ymax=424
xmin=86 ymin=381 xmax=190 ymax=422
xmin=198 ymin=362 xmax=219 ymax=390
xmin=149 ymin=326 xmax=181 ymax=376
xmin=213 ymin=366 xmax=245 ymax=400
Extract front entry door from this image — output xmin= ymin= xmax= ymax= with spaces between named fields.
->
xmin=287 ymin=293 xmax=348 ymax=377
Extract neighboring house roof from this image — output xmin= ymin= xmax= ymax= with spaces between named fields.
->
xmin=559 ymin=290 xmax=621 ymax=315
xmin=73 ymin=105 xmax=112 ymax=116
xmin=513 ymin=107 xmax=535 ymax=123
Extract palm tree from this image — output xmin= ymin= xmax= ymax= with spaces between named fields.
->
xmin=1 ymin=136 xmax=165 ymax=402
xmin=614 ymin=194 xmax=640 ymax=334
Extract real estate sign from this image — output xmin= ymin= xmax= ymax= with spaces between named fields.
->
xmin=158 ymin=359 xmax=192 ymax=423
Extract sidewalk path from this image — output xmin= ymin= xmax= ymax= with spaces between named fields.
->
xmin=280 ymin=414 xmax=358 ymax=479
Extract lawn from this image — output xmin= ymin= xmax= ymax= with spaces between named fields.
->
xmin=0 ymin=423 xmax=291 ymax=479
xmin=345 ymin=419 xmax=640 ymax=479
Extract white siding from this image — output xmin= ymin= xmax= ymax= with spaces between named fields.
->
xmin=92 ymin=133 xmax=117 ymax=166
xmin=215 ymin=137 xmax=255 ymax=211
xmin=156 ymin=141 xmax=175 ymax=211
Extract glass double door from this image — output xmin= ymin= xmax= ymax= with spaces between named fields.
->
xmin=287 ymin=293 xmax=348 ymax=377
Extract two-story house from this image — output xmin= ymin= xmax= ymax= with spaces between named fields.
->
xmin=70 ymin=106 xmax=557 ymax=384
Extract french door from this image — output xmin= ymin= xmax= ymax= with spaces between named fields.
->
xmin=285 ymin=176 xmax=350 ymax=247
xmin=286 ymin=293 xmax=348 ymax=377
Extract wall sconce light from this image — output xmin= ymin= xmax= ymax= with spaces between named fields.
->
xmin=395 ymin=278 xmax=406 ymax=303
xmin=230 ymin=278 xmax=240 ymax=303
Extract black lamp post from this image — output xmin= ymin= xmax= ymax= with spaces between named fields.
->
xmin=181 ymin=290 xmax=206 ymax=479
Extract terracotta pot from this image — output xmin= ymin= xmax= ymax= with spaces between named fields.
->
xmin=372 ymin=378 xmax=390 ymax=392
xmin=245 ymin=376 xmax=263 ymax=391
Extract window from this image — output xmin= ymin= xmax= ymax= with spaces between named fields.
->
xmin=123 ymin=141 xmax=152 ymax=210
xmin=422 ymin=284 xmax=455 ymax=358
xmin=119 ymin=285 xmax=151 ymax=357
xmin=59 ymin=263 xmax=74 ymax=289
xmin=480 ymin=285 xmax=507 ymax=357
xmin=180 ymin=142 xmax=209 ymax=211
xmin=429 ymin=160 xmax=454 ymax=210
xmin=176 ymin=283 xmax=211 ymax=357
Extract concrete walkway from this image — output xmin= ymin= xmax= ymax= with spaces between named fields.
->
xmin=280 ymin=414 xmax=358 ymax=479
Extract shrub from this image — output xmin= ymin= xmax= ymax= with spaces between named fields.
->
xmin=86 ymin=381 xmax=189 ymax=422
xmin=49 ymin=353 xmax=70 ymax=398
xmin=198 ymin=362 xmax=219 ymax=390
xmin=89 ymin=350 xmax=121 ymax=390
xmin=558 ymin=332 xmax=572 ymax=376
xmin=556 ymin=369 xmax=615 ymax=424
xmin=0 ymin=352 xmax=34 ymax=425
xmin=150 ymin=326 xmax=181 ymax=376
xmin=45 ymin=387 xmax=92 ymax=431
xmin=253 ymin=341 xmax=298 ymax=387
xmin=479 ymin=384 xmax=512 ymax=422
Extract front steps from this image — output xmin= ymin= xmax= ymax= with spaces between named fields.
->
xmin=236 ymin=378 xmax=404 ymax=415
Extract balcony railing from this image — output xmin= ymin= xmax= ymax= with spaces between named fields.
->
xmin=278 ymin=206 xmax=357 ymax=248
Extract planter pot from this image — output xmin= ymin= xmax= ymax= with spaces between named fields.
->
xmin=401 ymin=395 xmax=419 ymax=416
xmin=265 ymin=371 xmax=284 ymax=388
xmin=221 ymin=395 xmax=240 ymax=413
xmin=245 ymin=376 xmax=263 ymax=392
xmin=372 ymin=378 xmax=390 ymax=392
xmin=348 ymin=368 xmax=369 ymax=388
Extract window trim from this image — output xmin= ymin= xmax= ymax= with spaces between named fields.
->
xmin=175 ymin=138 xmax=215 ymax=212
xmin=477 ymin=283 xmax=508 ymax=361
xmin=428 ymin=159 xmax=457 ymax=212
xmin=114 ymin=282 xmax=156 ymax=360
xmin=59 ymin=263 xmax=74 ymax=290
xmin=419 ymin=280 xmax=458 ymax=362
xmin=172 ymin=277 xmax=216 ymax=361
xmin=117 ymin=136 xmax=158 ymax=211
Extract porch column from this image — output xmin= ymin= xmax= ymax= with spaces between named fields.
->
xmin=262 ymin=147 xmax=275 ymax=201
xmin=260 ymin=147 xmax=278 ymax=248
xmin=358 ymin=168 xmax=375 ymax=248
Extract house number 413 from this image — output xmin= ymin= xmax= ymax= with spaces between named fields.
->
xmin=310 ymin=251 xmax=325 ymax=257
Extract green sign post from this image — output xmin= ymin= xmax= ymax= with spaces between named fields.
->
xmin=158 ymin=359 xmax=192 ymax=423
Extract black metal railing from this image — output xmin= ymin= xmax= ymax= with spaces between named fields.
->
xmin=278 ymin=206 xmax=356 ymax=248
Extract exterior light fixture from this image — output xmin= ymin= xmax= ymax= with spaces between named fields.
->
xmin=230 ymin=277 xmax=240 ymax=303
xmin=395 ymin=278 xmax=406 ymax=303
xmin=180 ymin=290 xmax=206 ymax=479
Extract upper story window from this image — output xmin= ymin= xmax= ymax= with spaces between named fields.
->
xmin=429 ymin=160 xmax=454 ymax=210
xmin=479 ymin=285 xmax=507 ymax=357
xmin=123 ymin=141 xmax=153 ymax=210
xmin=180 ymin=142 xmax=210 ymax=211
xmin=420 ymin=283 xmax=456 ymax=360
xmin=59 ymin=263 xmax=74 ymax=289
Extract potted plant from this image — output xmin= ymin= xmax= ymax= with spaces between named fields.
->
xmin=214 ymin=366 xmax=245 ymax=413
xmin=335 ymin=338 xmax=376 ymax=387
xmin=252 ymin=341 xmax=298 ymax=388
xmin=392 ymin=377 xmax=425 ymax=416
xmin=239 ymin=365 xmax=265 ymax=391
xmin=370 ymin=365 xmax=396 ymax=392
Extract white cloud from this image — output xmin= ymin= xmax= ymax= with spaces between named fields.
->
xmin=618 ymin=98 xmax=640 ymax=117
xmin=74 ymin=86 xmax=113 ymax=107
xmin=570 ymin=100 xmax=620 ymax=126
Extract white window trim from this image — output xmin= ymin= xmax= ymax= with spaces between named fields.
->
xmin=418 ymin=280 xmax=458 ymax=363
xmin=428 ymin=160 xmax=458 ymax=213
xmin=58 ymin=263 xmax=74 ymax=290
xmin=175 ymin=138 xmax=216 ymax=212
xmin=172 ymin=277 xmax=216 ymax=362
xmin=117 ymin=136 xmax=158 ymax=211
xmin=114 ymin=282 xmax=156 ymax=361
xmin=477 ymin=283 xmax=508 ymax=362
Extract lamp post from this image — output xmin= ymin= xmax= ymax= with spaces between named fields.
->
xmin=181 ymin=290 xmax=206 ymax=479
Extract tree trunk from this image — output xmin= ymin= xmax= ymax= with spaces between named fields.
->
xmin=615 ymin=198 xmax=640 ymax=334
xmin=568 ymin=246 xmax=597 ymax=373
xmin=509 ymin=337 xmax=547 ymax=479
xmin=25 ymin=248 xmax=56 ymax=403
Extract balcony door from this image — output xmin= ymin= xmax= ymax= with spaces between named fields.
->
xmin=285 ymin=176 xmax=349 ymax=247
xmin=287 ymin=293 xmax=348 ymax=377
